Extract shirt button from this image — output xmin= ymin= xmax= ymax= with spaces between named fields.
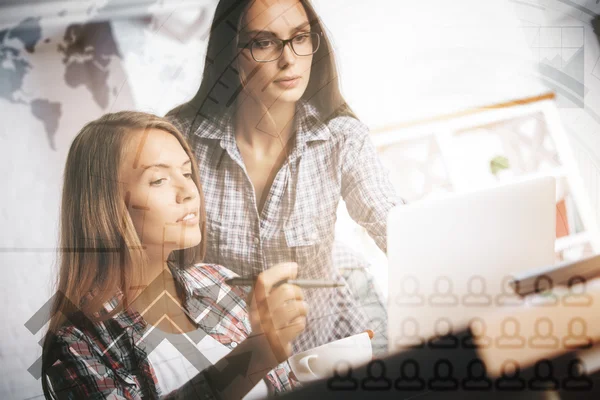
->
xmin=231 ymin=341 xmax=237 ymax=348
xmin=253 ymin=237 xmax=260 ymax=245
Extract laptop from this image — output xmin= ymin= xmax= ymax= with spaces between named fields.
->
xmin=387 ymin=176 xmax=556 ymax=353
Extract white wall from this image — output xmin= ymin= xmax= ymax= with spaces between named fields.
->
xmin=312 ymin=0 xmax=547 ymax=128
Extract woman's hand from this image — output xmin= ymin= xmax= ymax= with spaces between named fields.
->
xmin=247 ymin=262 xmax=309 ymax=363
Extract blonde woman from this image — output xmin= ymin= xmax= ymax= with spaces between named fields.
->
xmin=167 ymin=0 xmax=402 ymax=352
xmin=41 ymin=111 xmax=308 ymax=399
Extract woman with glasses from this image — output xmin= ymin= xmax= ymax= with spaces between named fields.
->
xmin=167 ymin=0 xmax=402 ymax=354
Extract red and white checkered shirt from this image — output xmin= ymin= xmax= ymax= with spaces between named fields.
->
xmin=45 ymin=263 xmax=295 ymax=399
xmin=168 ymin=100 xmax=403 ymax=352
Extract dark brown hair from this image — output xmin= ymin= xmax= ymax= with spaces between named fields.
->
xmin=167 ymin=0 xmax=356 ymax=132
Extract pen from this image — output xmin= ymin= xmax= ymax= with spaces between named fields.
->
xmin=226 ymin=278 xmax=346 ymax=288
xmin=510 ymin=253 xmax=600 ymax=297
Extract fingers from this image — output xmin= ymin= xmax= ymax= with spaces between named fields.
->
xmin=248 ymin=263 xmax=308 ymax=360
xmin=257 ymin=298 xmax=308 ymax=327
xmin=264 ymin=314 xmax=307 ymax=363
xmin=270 ymin=300 xmax=309 ymax=329
xmin=277 ymin=315 xmax=307 ymax=342
xmin=256 ymin=283 xmax=304 ymax=329
xmin=268 ymin=283 xmax=304 ymax=305
xmin=253 ymin=263 xmax=298 ymax=304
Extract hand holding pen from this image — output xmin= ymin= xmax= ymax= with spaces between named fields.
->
xmin=246 ymin=262 xmax=310 ymax=363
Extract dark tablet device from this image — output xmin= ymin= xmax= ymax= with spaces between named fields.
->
xmin=510 ymin=253 xmax=600 ymax=297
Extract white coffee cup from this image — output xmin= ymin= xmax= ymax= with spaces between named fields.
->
xmin=288 ymin=332 xmax=373 ymax=382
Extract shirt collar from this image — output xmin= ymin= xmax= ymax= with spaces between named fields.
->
xmin=106 ymin=266 xmax=202 ymax=333
xmin=192 ymin=100 xmax=332 ymax=145
xmin=294 ymin=100 xmax=331 ymax=143
xmin=102 ymin=267 xmax=238 ymax=332
xmin=99 ymin=293 xmax=148 ymax=334
xmin=95 ymin=264 xmax=222 ymax=334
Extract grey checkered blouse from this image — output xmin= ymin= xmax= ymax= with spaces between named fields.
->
xmin=167 ymin=100 xmax=403 ymax=352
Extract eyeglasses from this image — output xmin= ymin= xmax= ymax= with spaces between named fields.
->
xmin=238 ymin=32 xmax=321 ymax=63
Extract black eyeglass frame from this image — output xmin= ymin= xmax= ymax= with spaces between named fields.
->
xmin=237 ymin=31 xmax=322 ymax=63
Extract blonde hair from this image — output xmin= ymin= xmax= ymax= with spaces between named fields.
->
xmin=42 ymin=111 xmax=207 ymax=397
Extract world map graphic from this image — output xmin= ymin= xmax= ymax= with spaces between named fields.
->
xmin=0 ymin=17 xmax=121 ymax=150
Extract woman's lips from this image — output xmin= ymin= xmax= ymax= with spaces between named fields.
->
xmin=181 ymin=216 xmax=199 ymax=225
xmin=178 ymin=212 xmax=199 ymax=225
xmin=274 ymin=77 xmax=300 ymax=89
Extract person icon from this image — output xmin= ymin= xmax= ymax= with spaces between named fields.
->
xmin=395 ymin=275 xmax=425 ymax=306
xmin=562 ymin=276 xmax=593 ymax=307
xmin=395 ymin=359 xmax=425 ymax=391
xmin=495 ymin=275 xmax=524 ymax=306
xmin=563 ymin=317 xmax=593 ymax=349
xmin=361 ymin=360 xmax=392 ymax=391
xmin=327 ymin=360 xmax=359 ymax=391
xmin=562 ymin=359 xmax=593 ymax=391
xmin=428 ymin=276 xmax=458 ymax=306
xmin=394 ymin=317 xmax=425 ymax=349
xmin=462 ymin=317 xmax=492 ymax=348
xmin=462 ymin=275 xmax=492 ymax=307
xmin=495 ymin=359 xmax=526 ymax=391
xmin=495 ymin=317 xmax=525 ymax=349
xmin=461 ymin=359 xmax=492 ymax=391
xmin=528 ymin=317 xmax=559 ymax=349
xmin=428 ymin=318 xmax=459 ymax=349
xmin=428 ymin=359 xmax=459 ymax=391
xmin=529 ymin=275 xmax=559 ymax=306
xmin=528 ymin=359 xmax=559 ymax=391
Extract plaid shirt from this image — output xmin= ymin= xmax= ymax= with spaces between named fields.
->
xmin=45 ymin=263 xmax=294 ymax=399
xmin=168 ymin=101 xmax=402 ymax=352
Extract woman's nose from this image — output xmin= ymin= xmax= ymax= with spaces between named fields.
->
xmin=176 ymin=177 xmax=197 ymax=203
xmin=278 ymin=42 xmax=297 ymax=67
